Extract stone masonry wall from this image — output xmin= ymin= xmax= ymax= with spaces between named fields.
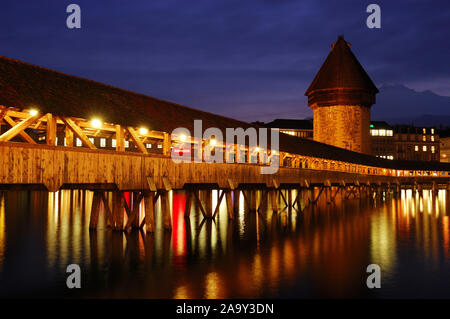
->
xmin=312 ymin=105 xmax=371 ymax=154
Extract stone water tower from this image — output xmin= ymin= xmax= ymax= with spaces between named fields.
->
xmin=305 ymin=35 xmax=379 ymax=154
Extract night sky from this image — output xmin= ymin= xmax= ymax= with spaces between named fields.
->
xmin=1 ymin=0 xmax=449 ymax=122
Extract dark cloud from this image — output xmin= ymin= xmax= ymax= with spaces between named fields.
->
xmin=0 ymin=0 xmax=449 ymax=122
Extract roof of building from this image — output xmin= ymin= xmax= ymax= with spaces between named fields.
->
xmin=0 ymin=55 xmax=449 ymax=171
xmin=394 ymin=125 xmax=436 ymax=134
xmin=370 ymin=121 xmax=392 ymax=130
xmin=264 ymin=119 xmax=313 ymax=130
xmin=305 ymin=36 xmax=379 ymax=96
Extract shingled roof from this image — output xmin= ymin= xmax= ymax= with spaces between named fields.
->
xmin=0 ymin=54 xmax=449 ymax=171
xmin=305 ymin=35 xmax=379 ymax=96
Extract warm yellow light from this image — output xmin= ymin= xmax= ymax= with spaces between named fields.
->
xmin=139 ymin=127 xmax=148 ymax=135
xmin=29 ymin=109 xmax=39 ymax=116
xmin=91 ymin=119 xmax=102 ymax=129
xmin=180 ymin=134 xmax=187 ymax=142
xmin=255 ymin=147 xmax=260 ymax=152
xmin=210 ymin=138 xmax=216 ymax=146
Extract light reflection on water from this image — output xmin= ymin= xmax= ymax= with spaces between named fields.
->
xmin=0 ymin=189 xmax=448 ymax=298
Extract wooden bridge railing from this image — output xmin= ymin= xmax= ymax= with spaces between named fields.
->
xmin=1 ymin=105 xmax=449 ymax=183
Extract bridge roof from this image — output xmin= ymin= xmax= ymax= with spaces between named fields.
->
xmin=0 ymin=55 xmax=449 ymax=171
xmin=305 ymin=36 xmax=379 ymax=96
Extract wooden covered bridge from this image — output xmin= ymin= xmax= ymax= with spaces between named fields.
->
xmin=0 ymin=55 xmax=449 ymax=232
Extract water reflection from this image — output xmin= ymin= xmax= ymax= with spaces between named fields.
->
xmin=0 ymin=189 xmax=449 ymax=298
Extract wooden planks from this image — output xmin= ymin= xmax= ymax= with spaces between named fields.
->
xmin=0 ymin=141 xmax=448 ymax=192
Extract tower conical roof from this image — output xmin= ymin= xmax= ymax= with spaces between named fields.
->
xmin=305 ymin=36 xmax=379 ymax=96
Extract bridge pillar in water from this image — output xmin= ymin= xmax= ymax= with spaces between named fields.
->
xmin=112 ymin=191 xmax=125 ymax=231
xmin=160 ymin=190 xmax=172 ymax=230
xmin=233 ymin=190 xmax=240 ymax=214
xmin=270 ymin=189 xmax=279 ymax=212
xmin=144 ymin=191 xmax=155 ymax=233
xmin=432 ymin=182 xmax=438 ymax=197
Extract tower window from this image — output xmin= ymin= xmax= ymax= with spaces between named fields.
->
xmin=423 ymin=146 xmax=427 ymax=152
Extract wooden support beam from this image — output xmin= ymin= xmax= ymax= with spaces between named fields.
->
xmin=163 ymin=132 xmax=171 ymax=156
xmin=161 ymin=190 xmax=172 ymax=230
xmin=115 ymin=125 xmax=125 ymax=152
xmin=65 ymin=126 xmax=74 ymax=147
xmin=193 ymin=190 xmax=207 ymax=218
xmin=212 ymin=190 xmax=225 ymax=219
xmin=225 ymin=190 xmax=234 ymax=219
xmin=144 ymin=192 xmax=155 ymax=233
xmin=61 ymin=117 xmax=96 ymax=149
xmin=279 ymin=189 xmax=288 ymax=208
xmin=125 ymin=192 xmax=144 ymax=229
xmin=184 ymin=190 xmax=193 ymax=218
xmin=126 ymin=127 xmax=148 ymax=154
xmin=100 ymin=192 xmax=113 ymax=227
xmin=46 ymin=113 xmax=57 ymax=146
xmin=89 ymin=191 xmax=102 ymax=229
xmin=3 ymin=115 xmax=36 ymax=144
xmin=257 ymin=189 xmax=269 ymax=212
xmin=205 ymin=190 xmax=213 ymax=217
xmin=0 ymin=114 xmax=40 ymax=142
xmin=312 ymin=187 xmax=324 ymax=204
xmin=112 ymin=191 xmax=125 ymax=231
xmin=270 ymin=189 xmax=279 ymax=212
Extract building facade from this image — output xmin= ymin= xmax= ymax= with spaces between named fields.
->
xmin=305 ymin=35 xmax=379 ymax=154
xmin=370 ymin=121 xmax=395 ymax=159
xmin=393 ymin=126 xmax=440 ymax=162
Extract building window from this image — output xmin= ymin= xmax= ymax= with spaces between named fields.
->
xmin=371 ymin=129 xmax=379 ymax=136
xmin=112 ymin=139 xmax=116 ymax=147
xmin=415 ymin=145 xmax=419 ymax=152
xmin=89 ymin=137 xmax=95 ymax=144
xmin=431 ymin=146 xmax=435 ymax=153
xmin=157 ymin=144 xmax=163 ymax=149
xmin=146 ymin=143 xmax=152 ymax=148
xmin=423 ymin=128 xmax=426 ymax=134
xmin=379 ymin=129 xmax=386 ymax=136
xmin=76 ymin=138 xmax=82 ymax=147
xmin=431 ymin=128 xmax=435 ymax=134
xmin=423 ymin=146 xmax=427 ymax=152
xmin=100 ymin=138 xmax=106 ymax=148
xmin=125 ymin=141 xmax=129 ymax=148
xmin=423 ymin=135 xmax=426 ymax=141
xmin=431 ymin=136 xmax=434 ymax=141
xmin=387 ymin=130 xmax=393 ymax=136
xmin=64 ymin=138 xmax=66 ymax=146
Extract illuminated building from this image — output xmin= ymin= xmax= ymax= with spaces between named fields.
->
xmin=261 ymin=119 xmax=313 ymax=139
xmin=393 ymin=125 xmax=440 ymax=162
xmin=370 ymin=121 xmax=395 ymax=160
xmin=305 ymin=35 xmax=379 ymax=154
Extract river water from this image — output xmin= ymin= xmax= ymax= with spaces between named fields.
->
xmin=0 ymin=189 xmax=448 ymax=298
